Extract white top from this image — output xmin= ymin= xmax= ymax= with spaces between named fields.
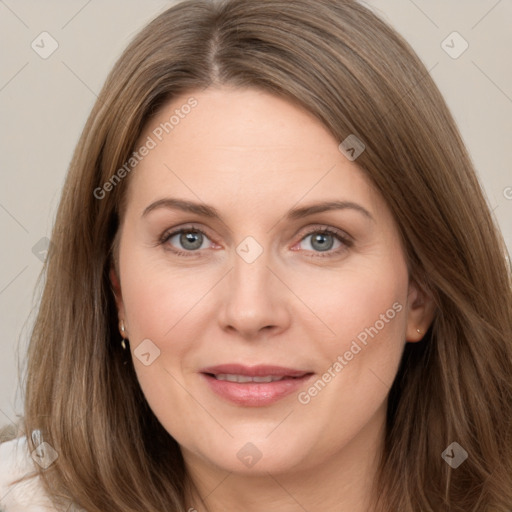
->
xmin=0 ymin=437 xmax=62 ymax=511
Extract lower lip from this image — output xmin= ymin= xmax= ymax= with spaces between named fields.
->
xmin=201 ymin=373 xmax=314 ymax=407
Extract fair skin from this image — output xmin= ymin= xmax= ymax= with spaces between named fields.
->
xmin=111 ymin=87 xmax=434 ymax=512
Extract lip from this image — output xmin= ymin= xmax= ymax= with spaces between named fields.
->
xmin=200 ymin=364 xmax=311 ymax=378
xmin=200 ymin=364 xmax=314 ymax=407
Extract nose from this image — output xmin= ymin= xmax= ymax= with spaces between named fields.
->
xmin=217 ymin=248 xmax=291 ymax=340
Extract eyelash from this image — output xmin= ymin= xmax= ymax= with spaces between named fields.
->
xmin=158 ymin=224 xmax=353 ymax=258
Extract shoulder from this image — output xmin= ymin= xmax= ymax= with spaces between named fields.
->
xmin=0 ymin=436 xmax=61 ymax=511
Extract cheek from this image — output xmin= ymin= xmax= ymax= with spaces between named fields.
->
xmin=120 ymin=248 xmax=215 ymax=343
xmin=328 ymin=271 xmax=407 ymax=384
xmin=336 ymin=268 xmax=406 ymax=341
xmin=291 ymin=257 xmax=408 ymax=452
xmin=291 ymin=256 xmax=408 ymax=348
xmin=119 ymin=247 xmax=224 ymax=414
xmin=119 ymin=250 xmax=211 ymax=423
xmin=296 ymin=253 xmax=409 ymax=415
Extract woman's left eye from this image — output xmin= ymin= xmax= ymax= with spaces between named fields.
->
xmin=294 ymin=228 xmax=352 ymax=257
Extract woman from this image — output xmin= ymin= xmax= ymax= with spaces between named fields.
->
xmin=1 ymin=0 xmax=511 ymax=510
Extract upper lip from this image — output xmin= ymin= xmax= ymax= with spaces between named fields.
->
xmin=200 ymin=364 xmax=312 ymax=378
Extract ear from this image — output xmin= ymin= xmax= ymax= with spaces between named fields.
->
xmin=405 ymin=278 xmax=436 ymax=342
xmin=110 ymin=266 xmax=126 ymax=320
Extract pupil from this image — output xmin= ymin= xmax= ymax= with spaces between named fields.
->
xmin=180 ymin=231 xmax=202 ymax=250
xmin=312 ymin=233 xmax=333 ymax=252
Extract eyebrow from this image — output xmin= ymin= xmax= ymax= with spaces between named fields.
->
xmin=142 ymin=198 xmax=374 ymax=222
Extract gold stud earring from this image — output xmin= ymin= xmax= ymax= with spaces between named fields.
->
xmin=120 ymin=320 xmax=128 ymax=350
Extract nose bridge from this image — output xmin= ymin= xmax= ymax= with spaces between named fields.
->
xmin=218 ymin=235 xmax=289 ymax=335
xmin=230 ymin=238 xmax=275 ymax=304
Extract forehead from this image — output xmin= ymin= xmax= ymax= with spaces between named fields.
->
xmin=126 ymin=87 xmax=382 ymax=218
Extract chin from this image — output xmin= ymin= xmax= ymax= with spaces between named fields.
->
xmin=186 ymin=434 xmax=316 ymax=476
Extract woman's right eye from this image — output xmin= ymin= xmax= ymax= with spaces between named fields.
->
xmin=161 ymin=228 xmax=214 ymax=256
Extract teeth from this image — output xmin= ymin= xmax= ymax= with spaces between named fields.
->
xmin=214 ymin=374 xmax=286 ymax=383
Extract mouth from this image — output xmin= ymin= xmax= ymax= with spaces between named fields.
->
xmin=199 ymin=364 xmax=314 ymax=407
xmin=210 ymin=374 xmax=300 ymax=383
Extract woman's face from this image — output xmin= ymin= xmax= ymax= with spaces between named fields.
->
xmin=112 ymin=87 xmax=430 ymax=477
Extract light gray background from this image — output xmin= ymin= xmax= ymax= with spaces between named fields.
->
xmin=1 ymin=0 xmax=511 ymax=430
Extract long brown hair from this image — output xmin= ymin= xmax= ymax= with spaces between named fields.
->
xmin=8 ymin=0 xmax=512 ymax=510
